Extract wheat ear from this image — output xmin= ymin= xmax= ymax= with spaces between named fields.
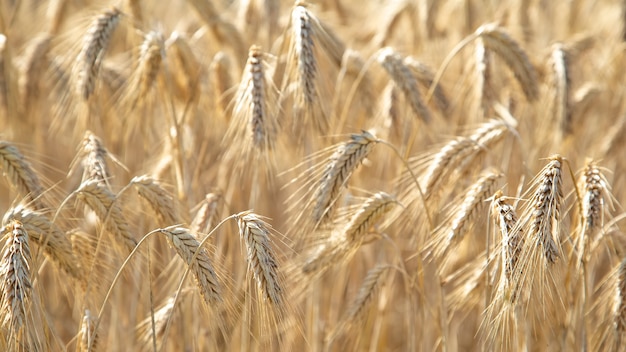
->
xmin=235 ymin=211 xmax=284 ymax=307
xmin=18 ymin=33 xmax=51 ymax=111
xmin=377 ymin=47 xmax=431 ymax=123
xmin=3 ymin=205 xmax=79 ymax=279
xmin=79 ymin=309 xmax=98 ymax=352
xmin=549 ymin=44 xmax=571 ymax=137
xmin=0 ymin=141 xmax=45 ymax=209
xmin=477 ymin=23 xmax=538 ymax=101
xmin=577 ymin=160 xmax=609 ymax=266
xmin=615 ymin=257 xmax=626 ymax=347
xmin=312 ymin=131 xmax=378 ymax=227
xmin=159 ymin=227 xmax=221 ymax=304
xmin=130 ymin=176 xmax=179 ymax=226
xmin=75 ymin=7 xmax=122 ymax=100
xmin=76 ymin=180 xmax=137 ymax=254
xmin=0 ymin=220 xmax=32 ymax=333
xmin=190 ymin=192 xmax=222 ymax=236
xmin=136 ymin=30 xmax=165 ymax=103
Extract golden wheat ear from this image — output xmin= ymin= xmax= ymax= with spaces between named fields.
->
xmin=74 ymin=7 xmax=123 ymax=101
xmin=0 ymin=220 xmax=32 ymax=334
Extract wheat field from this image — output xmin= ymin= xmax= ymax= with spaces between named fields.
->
xmin=0 ymin=0 xmax=625 ymax=351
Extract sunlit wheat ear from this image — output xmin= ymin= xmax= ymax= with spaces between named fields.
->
xmin=476 ymin=23 xmax=538 ymax=101
xmin=303 ymin=192 xmax=396 ymax=275
xmin=0 ymin=141 xmax=45 ymax=209
xmin=235 ymin=211 xmax=284 ymax=307
xmin=549 ymin=44 xmax=571 ymax=137
xmin=75 ymin=180 xmax=137 ymax=254
xmin=492 ymin=191 xmax=523 ymax=294
xmin=130 ymin=176 xmax=179 ymax=226
xmin=70 ymin=131 xmax=118 ymax=188
xmin=0 ymin=220 xmax=32 ymax=333
xmin=74 ymin=7 xmax=122 ymax=100
xmin=3 ymin=205 xmax=79 ymax=279
xmin=527 ymin=155 xmax=564 ymax=264
xmin=615 ymin=257 xmax=626 ymax=347
xmin=425 ymin=171 xmax=502 ymax=263
xmin=377 ymin=47 xmax=431 ymax=123
xmin=474 ymin=36 xmax=492 ymax=118
xmin=18 ymin=33 xmax=51 ymax=111
xmin=577 ymin=160 xmax=610 ymax=267
xmin=288 ymin=3 xmax=323 ymax=131
xmin=191 ymin=192 xmax=223 ymax=236
xmin=79 ymin=309 xmax=98 ymax=352
xmin=159 ymin=227 xmax=222 ymax=304
xmin=210 ymin=52 xmax=234 ymax=119
xmin=226 ymin=45 xmax=278 ymax=157
xmin=312 ymin=131 xmax=379 ymax=228
xmin=135 ymin=30 xmax=165 ymax=104
xmin=329 ymin=264 xmax=391 ymax=344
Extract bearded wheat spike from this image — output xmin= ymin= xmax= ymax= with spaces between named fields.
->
xmin=190 ymin=193 xmax=222 ymax=236
xmin=427 ymin=171 xmax=502 ymax=262
xmin=235 ymin=211 xmax=283 ymax=307
xmin=159 ymin=227 xmax=221 ymax=304
xmin=136 ymin=295 xmax=176 ymax=350
xmin=71 ymin=131 xmax=113 ymax=188
xmin=0 ymin=141 xmax=45 ymax=209
xmin=377 ymin=47 xmax=431 ymax=123
xmin=403 ymin=56 xmax=450 ymax=114
xmin=577 ymin=160 xmax=609 ymax=266
xmin=131 ymin=176 xmax=179 ymax=226
xmin=529 ymin=155 xmax=564 ymax=264
xmin=303 ymin=192 xmax=396 ymax=275
xmin=3 ymin=205 xmax=79 ymax=279
xmin=75 ymin=7 xmax=122 ymax=100
xmin=18 ymin=33 xmax=51 ymax=110
xmin=312 ymin=131 xmax=378 ymax=226
xmin=492 ymin=190 xmax=523 ymax=288
xmin=474 ymin=36 xmax=491 ymax=118
xmin=136 ymin=30 xmax=165 ymax=101
xmin=0 ymin=220 xmax=32 ymax=333
xmin=477 ymin=23 xmax=538 ymax=101
xmin=76 ymin=180 xmax=137 ymax=254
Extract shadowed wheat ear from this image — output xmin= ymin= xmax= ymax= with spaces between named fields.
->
xmin=159 ymin=227 xmax=222 ymax=304
xmin=0 ymin=141 xmax=46 ymax=209
xmin=377 ymin=47 xmax=431 ymax=123
xmin=136 ymin=294 xmax=177 ymax=351
xmin=75 ymin=180 xmax=137 ymax=254
xmin=425 ymin=171 xmax=502 ymax=264
xmin=303 ymin=192 xmax=397 ymax=275
xmin=74 ymin=7 xmax=122 ymax=100
xmin=235 ymin=211 xmax=284 ymax=307
xmin=0 ymin=220 xmax=32 ymax=333
xmin=311 ymin=130 xmax=379 ymax=228
xmin=3 ymin=205 xmax=79 ymax=279
xmin=79 ymin=309 xmax=98 ymax=352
